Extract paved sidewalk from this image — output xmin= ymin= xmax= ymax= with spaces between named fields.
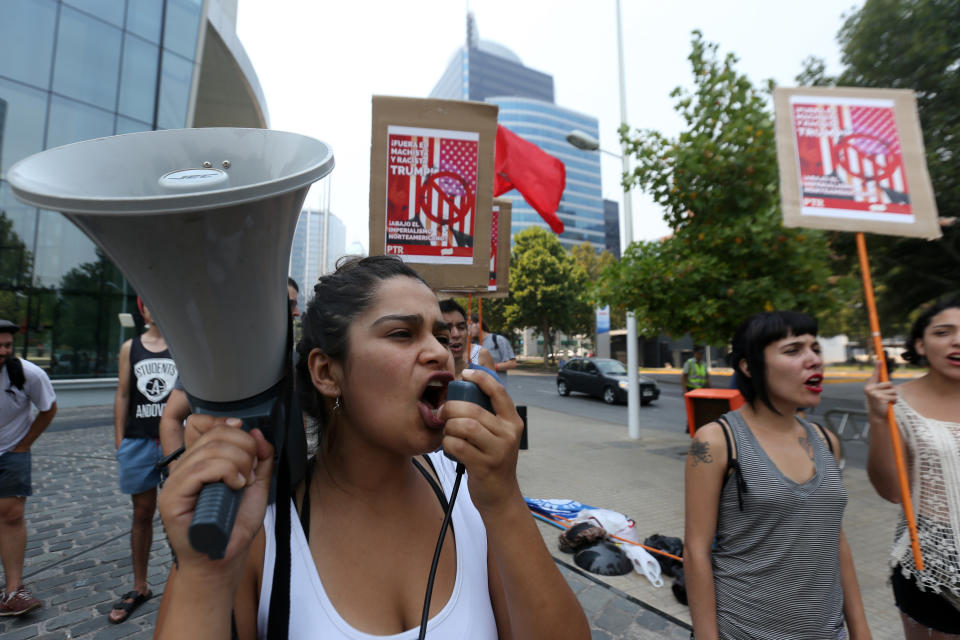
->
xmin=516 ymin=404 xmax=904 ymax=639
xmin=1 ymin=401 xmax=904 ymax=639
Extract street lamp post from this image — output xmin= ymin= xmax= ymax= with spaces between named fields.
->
xmin=566 ymin=131 xmax=642 ymax=441
xmin=565 ymin=0 xmax=641 ymax=440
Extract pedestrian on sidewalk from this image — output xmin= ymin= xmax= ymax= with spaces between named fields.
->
xmin=0 ymin=319 xmax=56 ymax=617
xmin=109 ymin=299 xmax=177 ymax=623
xmin=864 ymin=297 xmax=960 ymax=637
xmin=682 ymin=346 xmax=710 ymax=392
xmin=470 ymin=315 xmax=516 ymax=380
xmin=684 ymin=311 xmax=871 ymax=639
xmin=154 ymin=255 xmax=590 ymax=639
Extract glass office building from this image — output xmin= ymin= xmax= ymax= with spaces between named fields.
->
xmin=0 ymin=0 xmax=267 ymax=402
xmin=430 ymin=14 xmax=605 ymax=252
xmin=604 ymin=199 xmax=621 ymax=259
xmin=490 ymin=98 xmax=605 ymax=251
xmin=288 ymin=209 xmax=347 ymax=310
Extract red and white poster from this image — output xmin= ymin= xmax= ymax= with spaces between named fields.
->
xmin=385 ymin=125 xmax=479 ymax=264
xmin=791 ymin=96 xmax=911 ymax=221
xmin=774 ymin=87 xmax=940 ymax=239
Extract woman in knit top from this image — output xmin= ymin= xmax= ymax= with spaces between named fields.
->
xmin=864 ymin=297 xmax=960 ymax=638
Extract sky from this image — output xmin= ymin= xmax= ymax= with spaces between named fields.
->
xmin=235 ymin=0 xmax=863 ymax=252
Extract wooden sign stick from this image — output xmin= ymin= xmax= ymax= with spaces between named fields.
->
xmin=856 ymin=232 xmax=924 ymax=569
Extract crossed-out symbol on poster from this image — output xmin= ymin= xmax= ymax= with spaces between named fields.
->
xmin=833 ymin=132 xmax=902 ymax=182
xmin=417 ymin=171 xmax=475 ymax=226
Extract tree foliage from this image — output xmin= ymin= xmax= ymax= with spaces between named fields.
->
xmin=500 ymin=227 xmax=591 ymax=362
xmin=797 ymin=0 xmax=960 ymax=318
xmin=570 ymin=242 xmax=625 ymax=330
xmin=0 ymin=210 xmax=34 ymax=323
xmin=603 ymin=31 xmax=846 ymax=344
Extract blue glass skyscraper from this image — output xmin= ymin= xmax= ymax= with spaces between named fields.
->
xmin=430 ymin=14 xmax=605 ymax=252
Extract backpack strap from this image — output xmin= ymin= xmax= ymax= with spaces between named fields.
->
xmin=4 ymin=356 xmax=25 ymax=391
xmin=717 ymin=415 xmax=748 ymax=511
xmin=811 ymin=421 xmax=835 ymax=457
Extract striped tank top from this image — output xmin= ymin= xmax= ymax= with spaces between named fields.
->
xmin=712 ymin=410 xmax=848 ymax=639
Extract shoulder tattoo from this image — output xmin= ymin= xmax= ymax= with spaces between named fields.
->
xmin=688 ymin=440 xmax=713 ymax=466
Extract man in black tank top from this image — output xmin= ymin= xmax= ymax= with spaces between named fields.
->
xmin=109 ymin=300 xmax=177 ymax=623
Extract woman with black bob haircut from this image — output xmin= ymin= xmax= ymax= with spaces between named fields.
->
xmin=685 ymin=310 xmax=871 ymax=640
xmin=155 ymin=255 xmax=590 ymax=639
xmin=864 ymin=296 xmax=960 ymax=638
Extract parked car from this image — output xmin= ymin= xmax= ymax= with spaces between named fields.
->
xmin=556 ymin=357 xmax=660 ymax=405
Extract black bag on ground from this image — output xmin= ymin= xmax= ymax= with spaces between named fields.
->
xmin=642 ymin=533 xmax=683 ymax=578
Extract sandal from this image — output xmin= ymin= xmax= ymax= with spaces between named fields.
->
xmin=108 ymin=589 xmax=152 ymax=624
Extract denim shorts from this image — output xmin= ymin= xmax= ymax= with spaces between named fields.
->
xmin=116 ymin=438 xmax=162 ymax=495
xmin=0 ymin=451 xmax=32 ymax=498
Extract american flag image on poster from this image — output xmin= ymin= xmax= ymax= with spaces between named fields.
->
xmin=789 ymin=95 xmax=914 ymax=223
xmin=385 ymin=125 xmax=479 ymax=264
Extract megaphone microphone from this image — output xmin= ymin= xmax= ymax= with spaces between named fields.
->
xmin=9 ymin=128 xmax=334 ymax=559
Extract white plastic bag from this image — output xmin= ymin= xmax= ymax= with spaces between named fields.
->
xmin=621 ymin=544 xmax=664 ymax=587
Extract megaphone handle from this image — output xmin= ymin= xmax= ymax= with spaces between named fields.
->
xmin=189 ymin=481 xmax=244 ymax=559
xmin=182 ymin=387 xmax=282 ymax=560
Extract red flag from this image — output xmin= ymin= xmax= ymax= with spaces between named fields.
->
xmin=494 ymin=125 xmax=566 ymax=234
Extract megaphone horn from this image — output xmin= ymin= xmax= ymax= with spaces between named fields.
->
xmin=8 ymin=128 xmax=334 ymax=558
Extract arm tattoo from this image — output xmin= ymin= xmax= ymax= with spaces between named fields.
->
xmin=689 ymin=440 xmax=713 ymax=466
xmin=799 ymin=435 xmax=815 ymax=461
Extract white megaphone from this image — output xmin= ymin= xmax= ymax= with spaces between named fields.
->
xmin=8 ymin=128 xmax=334 ymax=558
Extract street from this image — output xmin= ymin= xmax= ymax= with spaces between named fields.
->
xmin=506 ymin=369 xmax=877 ymax=468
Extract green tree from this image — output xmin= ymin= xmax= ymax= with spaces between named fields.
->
xmin=56 ymin=249 xmax=127 ymax=376
xmin=797 ymin=0 xmax=960 ymax=317
xmin=502 ymin=227 xmax=591 ymax=363
xmin=605 ymin=31 xmax=845 ymax=344
xmin=570 ymin=243 xmax=625 ymax=330
xmin=0 ymin=210 xmax=34 ymax=322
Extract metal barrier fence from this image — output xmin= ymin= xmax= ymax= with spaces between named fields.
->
xmin=824 ymin=409 xmax=870 ymax=444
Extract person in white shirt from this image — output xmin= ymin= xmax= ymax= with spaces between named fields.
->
xmin=154 ymin=256 xmax=590 ymax=639
xmin=0 ymin=319 xmax=56 ymax=617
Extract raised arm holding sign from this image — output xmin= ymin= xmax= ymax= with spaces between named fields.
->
xmin=774 ymin=86 xmax=941 ymax=572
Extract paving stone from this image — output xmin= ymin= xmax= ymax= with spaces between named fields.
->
xmin=89 ymin=622 xmax=140 ymax=639
xmin=69 ymin=616 xmax=111 ymax=637
xmin=44 ymin=609 xmax=93 ymax=631
xmin=594 ymin=603 xmax=634 ymax=634
xmin=576 ymin=584 xmax=615 ymax=615
xmin=635 ymin=608 xmax=671 ymax=632
xmin=50 ymin=589 xmax=92 ymax=605
xmin=67 ymin=593 xmax=114 ymax=611
xmin=0 ymin=625 xmax=42 ymax=640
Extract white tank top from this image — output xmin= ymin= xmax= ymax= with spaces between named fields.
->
xmin=257 ymin=452 xmax=499 ymax=639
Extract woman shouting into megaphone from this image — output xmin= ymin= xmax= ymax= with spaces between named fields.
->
xmin=155 ymin=255 xmax=590 ymax=640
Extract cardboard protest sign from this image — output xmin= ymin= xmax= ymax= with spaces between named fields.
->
xmin=774 ymin=87 xmax=940 ymax=239
xmin=483 ymin=198 xmax=511 ymax=298
xmin=369 ymin=96 xmax=497 ymax=290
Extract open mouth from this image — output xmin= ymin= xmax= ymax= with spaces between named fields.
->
xmin=947 ymin=353 xmax=960 ymax=365
xmin=419 ymin=372 xmax=453 ymax=429
xmin=804 ymin=374 xmax=823 ymax=393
